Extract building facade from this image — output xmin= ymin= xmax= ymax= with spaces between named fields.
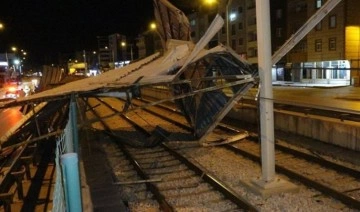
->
xmin=96 ymin=34 xmax=129 ymax=71
xmin=187 ymin=0 xmax=360 ymax=86
xmin=286 ymin=0 xmax=360 ymax=85
xmin=0 ymin=53 xmax=21 ymax=84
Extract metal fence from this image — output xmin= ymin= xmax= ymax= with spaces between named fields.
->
xmin=52 ymin=128 xmax=67 ymax=212
xmin=52 ymin=101 xmax=81 ymax=212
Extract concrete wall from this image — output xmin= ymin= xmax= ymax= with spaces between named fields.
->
xmin=142 ymin=87 xmax=360 ymax=152
xmin=228 ymin=105 xmax=360 ymax=151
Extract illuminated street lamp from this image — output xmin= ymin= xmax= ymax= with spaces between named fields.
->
xmin=13 ymin=59 xmax=20 ymax=65
xmin=202 ymin=0 xmax=233 ymax=46
xmin=11 ymin=46 xmax=23 ymax=74
xmin=121 ymin=41 xmax=134 ymax=61
xmin=225 ymin=0 xmax=234 ymax=47
xmin=150 ymin=22 xmax=156 ymax=30
xmin=0 ymin=23 xmax=4 ymax=30
xmin=149 ymin=22 xmax=160 ymax=53
xmin=204 ymin=0 xmax=217 ymax=6
xmin=120 ymin=41 xmax=126 ymax=62
xmin=11 ymin=47 xmax=18 ymax=72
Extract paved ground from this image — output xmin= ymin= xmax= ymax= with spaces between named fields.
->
xmin=272 ymin=84 xmax=360 ymax=112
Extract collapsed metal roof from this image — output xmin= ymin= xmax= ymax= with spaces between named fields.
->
xmin=0 ymin=0 xmax=258 ymax=148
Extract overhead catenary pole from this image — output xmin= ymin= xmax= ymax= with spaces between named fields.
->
xmin=254 ymin=0 xmax=343 ymax=186
xmin=83 ymin=50 xmax=87 ymax=75
xmin=226 ymin=0 xmax=234 ymax=47
xmin=130 ymin=45 xmax=134 ymax=61
xmin=255 ymin=0 xmax=275 ymax=182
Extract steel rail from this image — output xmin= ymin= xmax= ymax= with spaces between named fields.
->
xmin=138 ymin=96 xmax=360 ymax=209
xmin=117 ymin=97 xmax=258 ymax=211
xmin=161 ymin=142 xmax=258 ymax=211
xmin=82 ymin=97 xmax=174 ymax=212
xmin=88 ymin=97 xmax=259 ymax=211
xmin=224 ymin=144 xmax=360 ymax=209
xmin=274 ymin=141 xmax=360 ymax=179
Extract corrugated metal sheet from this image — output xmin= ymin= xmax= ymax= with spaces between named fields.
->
xmin=0 ymin=0 xmax=258 ymax=147
xmin=153 ymin=0 xmax=192 ymax=50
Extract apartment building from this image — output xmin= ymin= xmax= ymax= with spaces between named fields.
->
xmin=286 ymin=0 xmax=360 ymax=85
xmin=96 ymin=34 xmax=129 ymax=71
xmin=189 ymin=0 xmax=286 ymax=64
xmin=188 ymin=0 xmax=360 ymax=86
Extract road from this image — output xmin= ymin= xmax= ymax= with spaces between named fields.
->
xmin=0 ymin=107 xmax=23 ymax=138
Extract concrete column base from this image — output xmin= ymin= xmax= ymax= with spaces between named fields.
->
xmin=240 ymin=176 xmax=299 ymax=198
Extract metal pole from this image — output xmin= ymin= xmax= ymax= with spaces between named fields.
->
xmin=256 ymin=0 xmax=275 ymax=182
xmin=226 ymin=0 xmax=233 ymax=47
xmin=70 ymin=94 xmax=79 ymax=153
xmin=130 ymin=45 xmax=133 ymax=61
xmin=83 ymin=50 xmax=87 ymax=75
xmin=61 ymin=153 xmax=82 ymax=212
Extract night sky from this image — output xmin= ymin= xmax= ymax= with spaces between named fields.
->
xmin=0 ymin=0 xmax=196 ymax=67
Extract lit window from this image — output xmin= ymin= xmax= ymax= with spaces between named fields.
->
xmin=316 ymin=0 xmax=322 ymax=9
xmin=315 ymin=39 xmax=322 ymax=52
xmin=329 ymin=15 xmax=336 ymax=28
xmin=329 ymin=38 xmax=336 ymax=51
xmin=190 ymin=19 xmax=196 ymax=26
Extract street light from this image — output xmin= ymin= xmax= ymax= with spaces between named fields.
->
xmin=150 ymin=22 xmax=156 ymax=30
xmin=226 ymin=0 xmax=234 ymax=47
xmin=11 ymin=47 xmax=19 ymax=73
xmin=121 ymin=41 xmax=134 ymax=61
xmin=202 ymin=0 xmax=232 ymax=46
xmin=0 ymin=23 xmax=4 ymax=30
xmin=204 ymin=0 xmax=217 ymax=6
xmin=148 ymin=22 xmax=160 ymax=53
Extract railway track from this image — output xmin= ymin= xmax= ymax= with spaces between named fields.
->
xmin=83 ymin=97 xmax=258 ymax=211
xmin=81 ymin=95 xmax=360 ymax=210
xmin=132 ymin=97 xmax=360 ymax=210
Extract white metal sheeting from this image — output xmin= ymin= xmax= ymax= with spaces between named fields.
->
xmin=12 ymin=15 xmax=231 ymax=106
